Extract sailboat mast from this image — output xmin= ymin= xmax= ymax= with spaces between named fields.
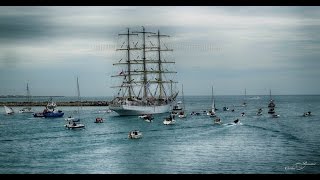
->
xmin=76 ymin=77 xmax=81 ymax=119
xmin=244 ymin=88 xmax=246 ymax=104
xmin=26 ymin=83 xmax=31 ymax=107
xmin=182 ymin=84 xmax=185 ymax=110
xmin=269 ymin=89 xmax=272 ymax=100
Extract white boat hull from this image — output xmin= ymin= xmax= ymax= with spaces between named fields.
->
xmin=109 ymin=103 xmax=172 ymax=116
xmin=4 ymin=106 xmax=14 ymax=115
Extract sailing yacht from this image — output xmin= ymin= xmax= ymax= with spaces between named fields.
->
xmin=19 ymin=83 xmax=33 ymax=113
xmin=109 ymin=27 xmax=178 ymax=116
xmin=242 ymin=88 xmax=247 ymax=107
xmin=207 ymin=86 xmax=216 ymax=117
xmin=4 ymin=105 xmax=14 ymax=115
xmin=65 ymin=77 xmax=85 ymax=129
xmin=178 ymin=84 xmax=186 ymax=118
xmin=267 ymin=89 xmax=280 ymax=117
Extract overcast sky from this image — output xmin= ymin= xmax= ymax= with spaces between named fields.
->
xmin=0 ymin=6 xmax=319 ymax=96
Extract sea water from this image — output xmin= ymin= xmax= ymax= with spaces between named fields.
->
xmin=0 ymin=95 xmax=319 ymax=174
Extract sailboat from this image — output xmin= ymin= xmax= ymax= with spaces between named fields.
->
xmin=242 ymin=88 xmax=247 ymax=107
xmin=207 ymin=86 xmax=216 ymax=117
xmin=109 ymin=27 xmax=178 ymax=116
xmin=4 ymin=105 xmax=14 ymax=115
xmin=178 ymin=84 xmax=186 ymax=118
xmin=267 ymin=89 xmax=280 ymax=118
xmin=65 ymin=77 xmax=85 ymax=129
xmin=19 ymin=83 xmax=33 ymax=113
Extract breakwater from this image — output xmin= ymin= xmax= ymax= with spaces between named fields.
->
xmin=0 ymin=101 xmax=109 ymax=106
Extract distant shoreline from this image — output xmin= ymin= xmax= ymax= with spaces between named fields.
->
xmin=0 ymin=95 xmax=65 ymax=98
xmin=0 ymin=101 xmax=109 ymax=106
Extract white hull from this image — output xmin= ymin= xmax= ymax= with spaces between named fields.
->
xmin=4 ymin=106 xmax=14 ymax=114
xmin=109 ymin=103 xmax=172 ymax=116
xmin=163 ymin=119 xmax=175 ymax=125
xmin=18 ymin=107 xmax=33 ymax=113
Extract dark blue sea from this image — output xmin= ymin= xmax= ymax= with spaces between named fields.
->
xmin=0 ymin=95 xmax=319 ymax=174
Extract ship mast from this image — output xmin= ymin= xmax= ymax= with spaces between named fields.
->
xmin=111 ymin=27 xmax=178 ymax=101
xmin=149 ymin=30 xmax=173 ymax=99
xmin=115 ymin=28 xmax=138 ymax=98
xmin=132 ymin=26 xmax=156 ymax=99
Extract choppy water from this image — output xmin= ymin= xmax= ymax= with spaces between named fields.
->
xmin=0 ymin=95 xmax=319 ymax=174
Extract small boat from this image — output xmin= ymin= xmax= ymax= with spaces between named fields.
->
xmin=234 ymin=119 xmax=240 ymax=124
xmin=18 ymin=107 xmax=33 ymax=113
xmin=65 ymin=116 xmax=75 ymax=121
xmin=227 ymin=119 xmax=241 ymax=126
xmin=223 ymin=106 xmax=229 ymax=111
xmin=178 ymin=111 xmax=186 ymax=118
xmin=241 ymin=112 xmax=245 ymax=117
xmin=190 ymin=111 xmax=200 ymax=116
xmin=214 ymin=117 xmax=222 ymax=125
xmin=138 ymin=114 xmax=154 ymax=122
xmin=241 ymin=88 xmax=247 ymax=107
xmin=128 ymin=130 xmax=142 ymax=139
xmin=172 ymin=101 xmax=183 ymax=111
xmin=207 ymin=86 xmax=216 ymax=117
xmin=163 ymin=115 xmax=175 ymax=125
xmin=302 ymin=111 xmax=312 ymax=117
xmin=95 ymin=117 xmax=104 ymax=123
xmin=256 ymin=108 xmax=263 ymax=116
xmin=18 ymin=83 xmax=34 ymax=113
xmin=65 ymin=77 xmax=85 ymax=129
xmin=43 ymin=109 xmax=64 ymax=118
xmin=4 ymin=105 xmax=14 ymax=115
xmin=65 ymin=119 xmax=85 ymax=129
xmin=272 ymin=114 xmax=280 ymax=118
xmin=171 ymin=111 xmax=179 ymax=116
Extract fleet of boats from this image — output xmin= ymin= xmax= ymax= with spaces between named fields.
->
xmin=1 ymin=27 xmax=314 ymax=137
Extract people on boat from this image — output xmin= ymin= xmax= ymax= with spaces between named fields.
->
xmin=214 ymin=118 xmax=221 ymax=124
xmin=303 ymin=111 xmax=312 ymax=117
xmin=234 ymin=119 xmax=239 ymax=124
xmin=95 ymin=117 xmax=103 ymax=123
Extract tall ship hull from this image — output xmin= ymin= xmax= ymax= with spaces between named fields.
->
xmin=109 ymin=27 xmax=179 ymax=116
xmin=109 ymin=103 xmax=172 ymax=116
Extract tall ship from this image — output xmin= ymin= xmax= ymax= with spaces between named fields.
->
xmin=109 ymin=27 xmax=178 ymax=116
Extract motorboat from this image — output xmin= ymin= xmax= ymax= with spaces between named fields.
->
xmin=139 ymin=114 xmax=154 ymax=122
xmin=18 ymin=107 xmax=33 ymax=113
xmin=65 ymin=116 xmax=75 ymax=121
xmin=303 ymin=111 xmax=312 ymax=117
xmin=214 ymin=117 xmax=222 ymax=125
xmin=95 ymin=117 xmax=104 ymax=123
xmin=178 ymin=111 xmax=186 ymax=118
xmin=163 ymin=115 xmax=175 ymax=125
xmin=128 ymin=130 xmax=142 ymax=139
xmin=65 ymin=119 xmax=85 ymax=129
